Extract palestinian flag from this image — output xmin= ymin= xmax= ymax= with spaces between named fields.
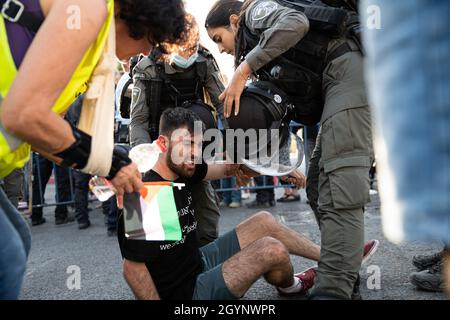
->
xmin=123 ymin=182 xmax=184 ymax=241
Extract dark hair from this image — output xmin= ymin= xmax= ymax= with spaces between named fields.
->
xmin=159 ymin=108 xmax=204 ymax=137
xmin=205 ymin=0 xmax=245 ymax=29
xmin=161 ymin=13 xmax=200 ymax=61
xmin=116 ymin=0 xmax=186 ymax=47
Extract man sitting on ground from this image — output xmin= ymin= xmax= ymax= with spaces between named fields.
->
xmin=118 ymin=107 xmax=377 ymax=300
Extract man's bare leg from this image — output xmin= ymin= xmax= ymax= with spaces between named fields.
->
xmin=222 ymin=236 xmax=295 ymax=298
xmin=236 ymin=211 xmax=320 ymax=261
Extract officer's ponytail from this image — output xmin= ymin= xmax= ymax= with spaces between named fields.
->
xmin=205 ymin=0 xmax=246 ymax=29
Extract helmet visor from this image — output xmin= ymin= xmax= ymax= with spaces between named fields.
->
xmin=239 ymin=125 xmax=304 ymax=176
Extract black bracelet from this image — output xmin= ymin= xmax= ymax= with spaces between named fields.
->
xmin=55 ymin=125 xmax=91 ymax=169
xmin=56 ymin=124 xmax=132 ymax=179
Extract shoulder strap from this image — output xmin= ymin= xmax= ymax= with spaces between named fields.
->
xmin=195 ymin=59 xmax=208 ymax=84
xmin=143 ymin=63 xmax=164 ymax=132
xmin=1 ymin=0 xmax=43 ymax=33
xmin=197 ymin=46 xmax=221 ymax=82
xmin=128 ymin=54 xmax=143 ymax=79
xmin=321 ymin=0 xmax=358 ymax=13
xmin=119 ymin=77 xmax=133 ymax=118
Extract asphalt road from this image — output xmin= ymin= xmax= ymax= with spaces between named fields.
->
xmin=19 ymin=189 xmax=447 ymax=300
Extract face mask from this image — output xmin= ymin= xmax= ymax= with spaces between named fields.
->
xmin=172 ymin=53 xmax=199 ymax=69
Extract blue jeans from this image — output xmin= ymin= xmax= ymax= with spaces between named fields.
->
xmin=105 ymin=196 xmax=118 ymax=232
xmin=0 ymin=188 xmax=31 ymax=299
xmin=363 ymin=0 xmax=450 ymax=245
xmin=221 ymin=177 xmax=241 ymax=204
xmin=73 ymin=170 xmax=90 ymax=223
xmin=31 ymin=154 xmax=72 ymax=221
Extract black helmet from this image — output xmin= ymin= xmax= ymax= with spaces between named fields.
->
xmin=182 ymin=100 xmax=217 ymax=131
xmin=227 ymin=81 xmax=290 ymax=131
xmin=226 ymin=81 xmax=304 ymax=176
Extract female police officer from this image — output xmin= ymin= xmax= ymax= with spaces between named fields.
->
xmin=205 ymin=0 xmax=375 ymax=299
xmin=0 ymin=0 xmax=185 ymax=299
xmin=129 ymin=13 xmax=224 ymax=246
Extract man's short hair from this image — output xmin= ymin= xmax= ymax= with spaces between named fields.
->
xmin=159 ymin=107 xmax=203 ymax=137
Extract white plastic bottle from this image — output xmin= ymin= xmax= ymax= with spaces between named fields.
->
xmin=89 ymin=140 xmax=164 ymax=202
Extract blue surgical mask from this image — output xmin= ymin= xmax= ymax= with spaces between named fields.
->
xmin=172 ymin=53 xmax=199 ymax=69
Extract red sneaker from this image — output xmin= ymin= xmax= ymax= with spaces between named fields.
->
xmin=277 ymin=267 xmax=317 ymax=296
xmin=362 ymin=239 xmax=380 ymax=265
xmin=296 ymin=267 xmax=317 ymax=294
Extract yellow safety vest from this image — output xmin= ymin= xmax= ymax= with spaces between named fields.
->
xmin=0 ymin=0 xmax=114 ymax=178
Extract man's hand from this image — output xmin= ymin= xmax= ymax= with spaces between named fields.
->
xmin=111 ymin=163 xmax=143 ymax=208
xmin=280 ymin=169 xmax=306 ymax=189
xmin=235 ymin=165 xmax=259 ymax=188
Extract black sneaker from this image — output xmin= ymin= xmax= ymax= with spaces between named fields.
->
xmin=351 ymin=275 xmax=362 ymax=300
xmin=31 ymin=217 xmax=46 ymax=226
xmin=78 ymin=220 xmax=91 ymax=230
xmin=107 ymin=229 xmax=117 ymax=237
xmin=55 ymin=215 xmax=75 ymax=225
xmin=410 ymin=261 xmax=445 ymax=292
xmin=246 ymin=200 xmax=272 ymax=209
xmin=412 ymin=250 xmax=443 ymax=271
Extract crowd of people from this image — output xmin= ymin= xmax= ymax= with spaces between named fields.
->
xmin=0 ymin=0 xmax=449 ymax=300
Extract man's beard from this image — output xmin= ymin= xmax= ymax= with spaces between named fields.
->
xmin=166 ymin=145 xmax=196 ymax=179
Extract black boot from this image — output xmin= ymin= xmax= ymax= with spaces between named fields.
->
xmin=410 ymin=261 xmax=445 ymax=292
xmin=78 ymin=220 xmax=91 ymax=230
xmin=351 ymin=275 xmax=362 ymax=300
xmin=246 ymin=200 xmax=272 ymax=209
xmin=412 ymin=250 xmax=444 ymax=271
xmin=31 ymin=217 xmax=46 ymax=226
xmin=55 ymin=215 xmax=75 ymax=225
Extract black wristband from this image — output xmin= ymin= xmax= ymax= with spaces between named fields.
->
xmin=106 ymin=144 xmax=132 ymax=180
xmin=55 ymin=125 xmax=91 ymax=169
xmin=56 ymin=125 xmax=132 ymax=179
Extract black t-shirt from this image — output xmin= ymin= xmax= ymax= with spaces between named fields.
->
xmin=117 ymin=163 xmax=208 ymax=300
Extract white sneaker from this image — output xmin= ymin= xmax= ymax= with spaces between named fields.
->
xmin=229 ymin=202 xmax=242 ymax=208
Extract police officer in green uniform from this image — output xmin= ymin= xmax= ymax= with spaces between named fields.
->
xmin=129 ymin=14 xmax=225 ymax=246
xmin=206 ymin=0 xmax=374 ymax=299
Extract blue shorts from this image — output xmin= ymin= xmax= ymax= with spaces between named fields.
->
xmin=192 ymin=230 xmax=241 ymax=300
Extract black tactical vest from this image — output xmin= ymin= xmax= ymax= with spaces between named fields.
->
xmin=236 ymin=0 xmax=360 ymax=125
xmin=143 ymin=49 xmax=213 ymax=140
xmin=159 ymin=64 xmax=205 ymax=108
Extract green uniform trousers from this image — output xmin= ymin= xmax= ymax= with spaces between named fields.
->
xmin=193 ymin=181 xmax=221 ymax=247
xmin=307 ymin=106 xmax=374 ymax=299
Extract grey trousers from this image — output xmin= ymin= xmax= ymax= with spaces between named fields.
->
xmin=2 ymin=169 xmax=24 ymax=209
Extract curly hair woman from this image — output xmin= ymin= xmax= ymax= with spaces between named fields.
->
xmin=0 ymin=0 xmax=186 ymax=299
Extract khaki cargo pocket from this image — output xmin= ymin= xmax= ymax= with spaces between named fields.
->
xmin=321 ymin=110 xmax=355 ymax=161
xmin=324 ymin=156 xmax=371 ymax=210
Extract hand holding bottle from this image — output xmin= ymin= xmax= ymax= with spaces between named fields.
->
xmin=89 ymin=140 xmax=165 ymax=202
